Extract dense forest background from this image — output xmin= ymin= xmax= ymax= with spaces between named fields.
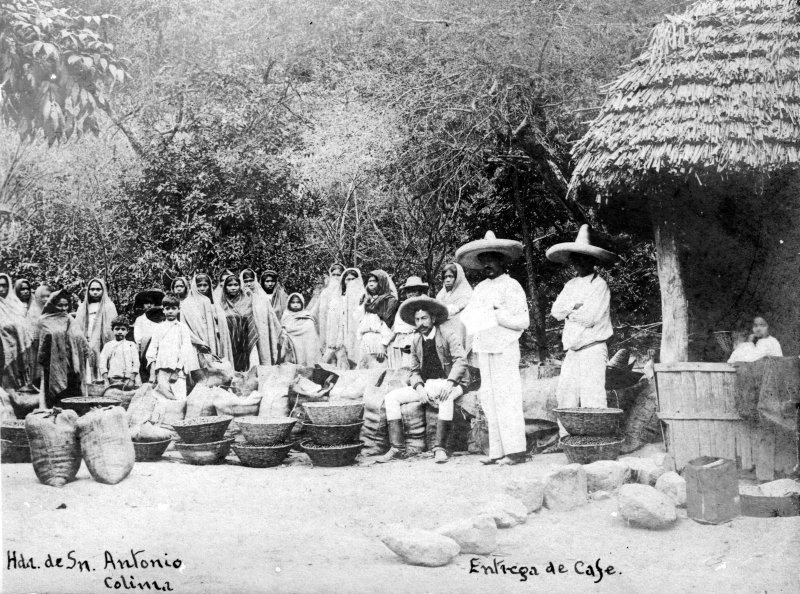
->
xmin=1 ymin=0 xmax=692 ymax=358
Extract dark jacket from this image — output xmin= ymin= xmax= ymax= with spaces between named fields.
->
xmin=409 ymin=325 xmax=469 ymax=389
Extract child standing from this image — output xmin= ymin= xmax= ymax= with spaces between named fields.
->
xmin=99 ymin=315 xmax=140 ymax=389
xmin=280 ymin=293 xmax=321 ymax=366
xmin=146 ymin=293 xmax=206 ymax=400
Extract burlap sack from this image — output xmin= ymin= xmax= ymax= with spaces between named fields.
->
xmin=185 ymin=384 xmax=217 ymax=418
xmin=329 ymin=369 xmax=386 ymax=401
xmin=77 ymin=406 xmax=135 ymax=485
xmin=25 ymin=408 xmax=82 ymax=487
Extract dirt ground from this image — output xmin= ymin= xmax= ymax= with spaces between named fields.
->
xmin=2 ymin=445 xmax=799 ymax=594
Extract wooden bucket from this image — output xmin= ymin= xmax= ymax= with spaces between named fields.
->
xmin=654 ymin=362 xmax=755 ymax=471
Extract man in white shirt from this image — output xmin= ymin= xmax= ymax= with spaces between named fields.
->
xmin=457 ymin=231 xmax=530 ymax=466
xmin=546 ymin=225 xmax=618 ymax=442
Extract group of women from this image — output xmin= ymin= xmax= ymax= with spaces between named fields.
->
xmin=0 ymin=263 xmax=475 ymax=404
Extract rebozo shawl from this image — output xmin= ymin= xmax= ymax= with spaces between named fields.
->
xmin=0 ymin=274 xmax=34 ymax=390
xmin=27 ymin=284 xmax=50 ymax=323
xmin=37 ymin=290 xmax=89 ymax=406
xmin=219 ymin=279 xmax=260 ymax=372
xmin=240 ymin=269 xmax=282 ymax=365
xmin=74 ymin=278 xmax=118 ymax=382
xmin=188 ymin=273 xmax=234 ymax=365
xmin=340 ymin=268 xmax=365 ymax=360
xmin=317 ymin=263 xmax=346 ymax=349
xmin=261 ymin=270 xmax=290 ymax=320
xmin=212 ymin=269 xmax=234 ymax=305
xmin=13 ymin=278 xmax=34 ymax=317
xmin=281 ymin=293 xmax=321 ymax=366
xmin=362 ymin=270 xmax=399 ymax=328
xmin=436 ymin=263 xmax=473 ymax=319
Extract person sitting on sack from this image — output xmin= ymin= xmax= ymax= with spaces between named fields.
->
xmin=546 ymin=224 xmax=618 ymax=451
xmin=377 ymin=296 xmax=469 ymax=464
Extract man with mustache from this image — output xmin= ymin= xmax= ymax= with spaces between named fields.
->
xmin=376 ymin=296 xmax=469 ymax=464
xmin=458 ymin=231 xmax=530 ymax=466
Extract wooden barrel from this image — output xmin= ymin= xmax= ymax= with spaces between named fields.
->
xmin=654 ymin=362 xmax=755 ymax=471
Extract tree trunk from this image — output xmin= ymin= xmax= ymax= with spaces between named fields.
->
xmin=652 ymin=195 xmax=689 ymax=363
xmin=512 ymin=171 xmax=549 ymax=362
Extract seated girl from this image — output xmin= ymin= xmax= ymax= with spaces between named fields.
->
xmin=727 ymin=315 xmax=783 ymax=363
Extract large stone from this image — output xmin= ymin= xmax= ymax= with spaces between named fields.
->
xmin=650 ymin=452 xmax=676 ymax=473
xmin=590 ymin=490 xmax=612 ymax=501
xmin=480 ymin=494 xmax=528 ymax=528
xmin=758 ymin=479 xmax=800 ymax=498
xmin=381 ymin=525 xmax=460 ymax=567
xmin=618 ymin=484 xmax=678 ymax=529
xmin=436 ymin=516 xmax=497 ymax=555
xmin=583 ymin=460 xmax=630 ymax=493
xmin=619 ymin=456 xmax=664 ymax=486
xmin=504 ymin=478 xmax=545 ymax=513
xmin=544 ymin=464 xmax=588 ymax=511
xmin=655 ymin=471 xmax=687 ymax=507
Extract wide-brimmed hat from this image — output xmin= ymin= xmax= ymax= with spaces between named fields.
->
xmin=607 ymin=348 xmax=634 ymax=371
xmin=145 ymin=306 xmax=165 ymax=323
xmin=455 ymin=230 xmax=524 ymax=270
xmin=399 ymin=276 xmax=429 ymax=293
xmin=545 ymin=224 xmax=617 ymax=265
xmin=134 ymin=288 xmax=164 ymax=309
xmin=399 ymin=296 xmax=449 ymax=326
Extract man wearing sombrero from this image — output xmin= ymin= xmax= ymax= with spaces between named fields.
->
xmin=387 ymin=276 xmax=430 ymax=370
xmin=457 ymin=231 xmax=530 ymax=466
xmin=546 ymin=224 xmax=618 ymax=448
xmin=376 ymin=295 xmax=469 ymax=464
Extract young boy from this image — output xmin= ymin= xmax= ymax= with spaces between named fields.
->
xmin=99 ymin=315 xmax=140 ymax=388
xmin=146 ymin=293 xmax=206 ymax=400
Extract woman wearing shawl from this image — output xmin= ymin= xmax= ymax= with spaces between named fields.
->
xmin=280 ymin=293 xmax=321 ymax=366
xmin=261 ymin=270 xmax=290 ymax=320
xmin=37 ymin=290 xmax=90 ymax=407
xmin=339 ymin=268 xmax=365 ymax=368
xmin=13 ymin=279 xmax=34 ymax=317
xmin=186 ymin=273 xmax=234 ymax=365
xmin=318 ymin=264 xmax=346 ymax=366
xmin=212 ymin=269 xmax=234 ymax=304
xmin=356 ymin=270 xmax=400 ymax=369
xmin=27 ymin=284 xmax=51 ymax=323
xmin=219 ymin=275 xmax=259 ymax=371
xmin=0 ymin=274 xmax=34 ymax=391
xmin=240 ymin=269 xmax=283 ymax=366
xmin=74 ymin=278 xmax=118 ymax=388
xmin=436 ymin=263 xmax=473 ymax=347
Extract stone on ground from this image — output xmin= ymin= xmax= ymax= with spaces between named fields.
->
xmin=758 ymin=479 xmax=800 ymax=497
xmin=618 ymin=484 xmax=678 ymax=529
xmin=590 ymin=490 xmax=612 ymax=501
xmin=544 ymin=464 xmax=588 ymax=511
xmin=583 ymin=460 xmax=630 ymax=493
xmin=655 ymin=471 xmax=687 ymax=507
xmin=381 ymin=524 xmax=460 ymax=567
xmin=504 ymin=477 xmax=545 ymax=513
xmin=619 ymin=456 xmax=664 ymax=486
xmin=650 ymin=452 xmax=676 ymax=473
xmin=479 ymin=494 xmax=528 ymax=528
xmin=436 ymin=516 xmax=497 ymax=555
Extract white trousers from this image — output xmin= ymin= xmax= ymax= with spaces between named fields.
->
xmin=477 ymin=348 xmax=527 ymax=459
xmin=384 ymin=380 xmax=462 ymax=421
xmin=556 ymin=342 xmax=608 ymax=436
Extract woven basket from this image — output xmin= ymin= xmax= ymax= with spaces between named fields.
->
xmin=302 ymin=402 xmax=364 ymax=426
xmin=562 ymin=435 xmax=624 ymax=464
xmin=305 ymin=422 xmax=364 ymax=446
xmin=133 ymin=439 xmax=172 ymax=462
xmin=554 ymin=408 xmax=623 ymax=437
xmin=170 ymin=415 xmax=233 ymax=444
xmin=1 ymin=420 xmax=29 ymax=445
xmin=301 ymin=440 xmax=363 ymax=467
xmin=232 ymin=442 xmax=293 ymax=468
xmin=236 ymin=417 xmax=296 ymax=445
xmin=61 ymin=397 xmax=122 ymax=416
xmin=175 ymin=438 xmax=234 ymax=465
xmin=1 ymin=439 xmax=32 ymax=463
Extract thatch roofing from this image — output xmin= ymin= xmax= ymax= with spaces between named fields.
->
xmin=569 ymin=0 xmax=800 ymax=202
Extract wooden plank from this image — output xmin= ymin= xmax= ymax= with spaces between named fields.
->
xmin=658 ymin=412 xmax=744 ymax=421
xmin=755 ymin=426 xmax=776 ymax=481
xmin=655 ymin=362 xmax=736 ymax=373
xmin=737 ymin=422 xmax=754 ymax=470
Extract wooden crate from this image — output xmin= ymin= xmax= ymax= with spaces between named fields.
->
xmin=654 ymin=362 xmax=755 ymax=471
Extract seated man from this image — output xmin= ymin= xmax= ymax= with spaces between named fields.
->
xmin=377 ymin=296 xmax=469 ymax=464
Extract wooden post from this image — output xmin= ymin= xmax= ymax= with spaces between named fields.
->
xmin=652 ymin=195 xmax=689 ymax=363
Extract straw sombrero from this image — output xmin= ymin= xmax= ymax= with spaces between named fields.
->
xmin=607 ymin=349 xmax=634 ymax=371
xmin=545 ymin=224 xmax=617 ymax=265
xmin=399 ymin=276 xmax=429 ymax=292
xmin=134 ymin=288 xmax=164 ymax=309
xmin=399 ymin=296 xmax=449 ymax=326
xmin=455 ymin=231 xmax=524 ymax=270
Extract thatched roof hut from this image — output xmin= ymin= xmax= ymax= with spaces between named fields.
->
xmin=568 ymin=0 xmax=800 ymax=362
